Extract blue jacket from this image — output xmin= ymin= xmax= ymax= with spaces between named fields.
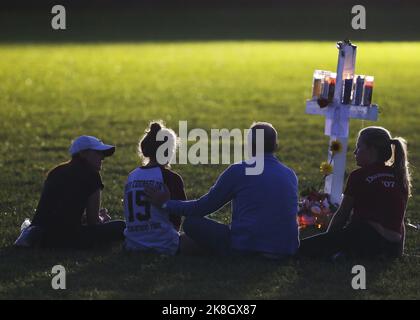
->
xmin=166 ymin=154 xmax=300 ymax=255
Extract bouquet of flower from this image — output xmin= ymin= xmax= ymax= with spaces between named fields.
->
xmin=298 ymin=189 xmax=337 ymax=231
xmin=297 ymin=140 xmax=342 ymax=231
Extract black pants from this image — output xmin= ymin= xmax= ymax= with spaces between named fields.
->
xmin=40 ymin=220 xmax=126 ymax=249
xmin=299 ymin=222 xmax=403 ymax=259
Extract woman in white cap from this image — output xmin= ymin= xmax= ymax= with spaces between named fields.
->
xmin=14 ymin=135 xmax=125 ymax=249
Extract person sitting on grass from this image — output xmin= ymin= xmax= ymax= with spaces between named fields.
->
xmin=144 ymin=122 xmax=300 ymax=259
xmin=123 ymin=121 xmax=198 ymax=255
xmin=299 ymin=126 xmax=412 ymax=259
xmin=14 ymin=135 xmax=125 ymax=249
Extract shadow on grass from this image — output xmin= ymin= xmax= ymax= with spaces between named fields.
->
xmin=0 ymin=242 xmax=408 ymax=299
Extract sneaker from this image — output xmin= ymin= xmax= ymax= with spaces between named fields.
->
xmin=14 ymin=226 xmax=43 ymax=247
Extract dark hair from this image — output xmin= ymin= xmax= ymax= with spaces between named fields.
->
xmin=138 ymin=120 xmax=177 ymax=166
xmin=249 ymin=122 xmax=278 ymax=156
xmin=140 ymin=121 xmax=163 ymax=159
xmin=359 ymin=126 xmax=412 ymax=197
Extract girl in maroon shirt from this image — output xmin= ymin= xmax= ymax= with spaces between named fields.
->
xmin=300 ymin=126 xmax=412 ymax=258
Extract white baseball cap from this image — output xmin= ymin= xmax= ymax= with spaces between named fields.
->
xmin=69 ymin=135 xmax=115 ymax=157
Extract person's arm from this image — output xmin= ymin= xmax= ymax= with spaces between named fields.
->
xmin=86 ymin=189 xmax=102 ymax=225
xmin=326 ymin=170 xmax=359 ymax=232
xmin=146 ymin=165 xmax=238 ymax=217
xmin=326 ymin=195 xmax=354 ymax=232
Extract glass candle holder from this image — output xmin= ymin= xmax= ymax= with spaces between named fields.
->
xmin=312 ymin=70 xmax=323 ymax=99
xmin=362 ymin=76 xmax=374 ymax=106
xmin=327 ymin=73 xmax=336 ymax=102
xmin=321 ymin=71 xmax=331 ymax=100
xmin=353 ymin=75 xmax=365 ymax=105
xmin=342 ymin=74 xmax=353 ymax=104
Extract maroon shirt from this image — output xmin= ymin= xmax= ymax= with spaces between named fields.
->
xmin=160 ymin=167 xmax=186 ymax=231
xmin=344 ymin=163 xmax=407 ymax=234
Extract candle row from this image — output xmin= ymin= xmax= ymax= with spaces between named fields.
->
xmin=312 ymin=70 xmax=374 ymax=106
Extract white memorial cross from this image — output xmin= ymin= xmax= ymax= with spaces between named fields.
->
xmin=306 ymin=40 xmax=379 ymax=205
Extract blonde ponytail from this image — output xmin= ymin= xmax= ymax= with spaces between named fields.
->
xmin=391 ymin=137 xmax=412 ymax=197
xmin=359 ymin=126 xmax=412 ymax=198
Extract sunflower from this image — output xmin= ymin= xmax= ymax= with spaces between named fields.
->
xmin=330 ymin=140 xmax=342 ymax=154
xmin=320 ymin=161 xmax=333 ymax=176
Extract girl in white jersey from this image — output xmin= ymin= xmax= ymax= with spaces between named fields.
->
xmin=124 ymin=121 xmax=197 ymax=255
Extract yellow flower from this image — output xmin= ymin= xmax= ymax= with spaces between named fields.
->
xmin=330 ymin=140 xmax=342 ymax=154
xmin=320 ymin=161 xmax=333 ymax=176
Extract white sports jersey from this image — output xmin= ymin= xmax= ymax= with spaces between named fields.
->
xmin=123 ymin=167 xmax=179 ymax=255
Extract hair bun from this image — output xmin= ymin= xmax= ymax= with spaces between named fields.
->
xmin=150 ymin=122 xmax=162 ymax=133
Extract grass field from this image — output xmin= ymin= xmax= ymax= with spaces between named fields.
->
xmin=0 ymin=42 xmax=419 ymax=299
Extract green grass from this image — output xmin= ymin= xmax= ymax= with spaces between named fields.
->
xmin=0 ymin=42 xmax=419 ymax=299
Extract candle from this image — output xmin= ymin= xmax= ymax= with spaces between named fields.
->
xmin=312 ymin=79 xmax=322 ymax=98
xmin=327 ymin=73 xmax=336 ymax=102
xmin=362 ymin=76 xmax=374 ymax=106
xmin=321 ymin=75 xmax=330 ymax=99
xmin=342 ymin=75 xmax=353 ymax=104
xmin=353 ymin=75 xmax=364 ymax=105
xmin=312 ymin=70 xmax=323 ymax=99
xmin=299 ymin=214 xmax=315 ymax=227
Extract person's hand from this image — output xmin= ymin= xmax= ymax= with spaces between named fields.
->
xmin=99 ymin=208 xmax=111 ymax=223
xmin=144 ymin=185 xmax=171 ymax=208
